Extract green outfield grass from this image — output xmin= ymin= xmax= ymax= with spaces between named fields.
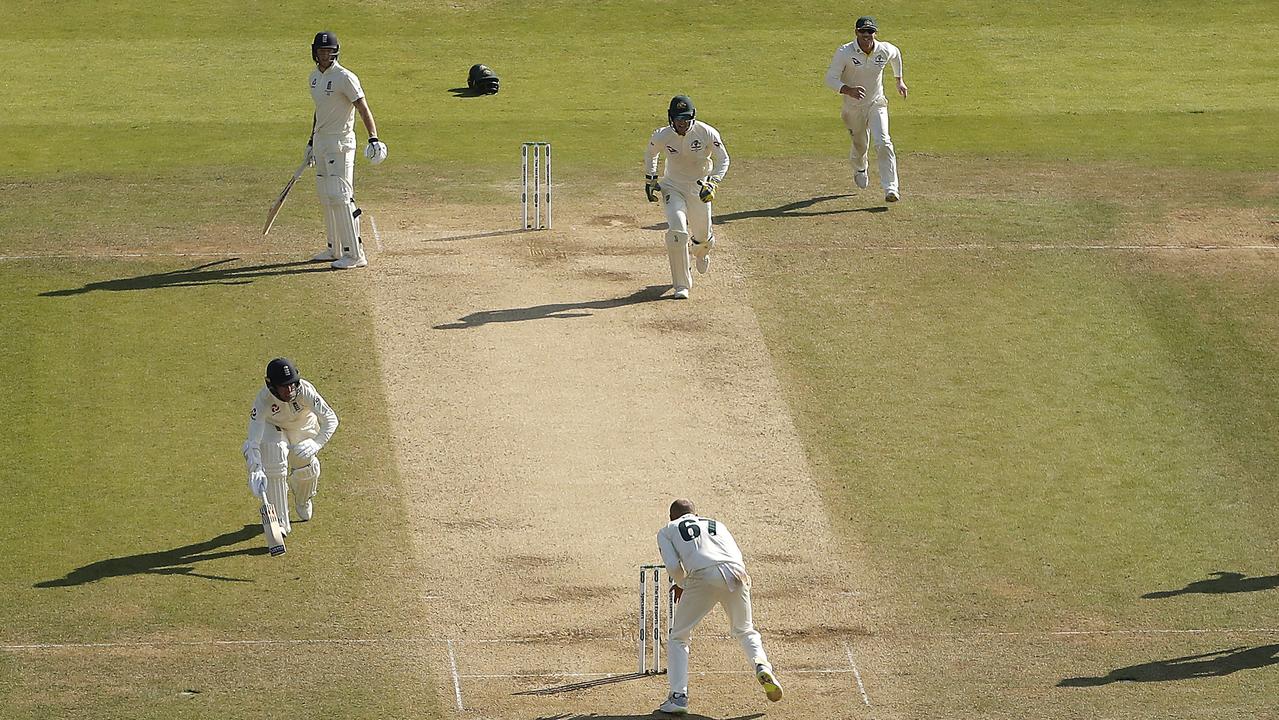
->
xmin=2 ymin=1 xmax=1277 ymax=718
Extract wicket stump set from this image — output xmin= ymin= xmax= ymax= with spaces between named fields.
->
xmin=638 ymin=563 xmax=675 ymax=674
xmin=521 ymin=141 xmax=552 ymax=230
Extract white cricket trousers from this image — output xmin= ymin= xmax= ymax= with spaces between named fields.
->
xmin=841 ymin=99 xmax=898 ymax=193
xmin=662 ymin=181 xmax=713 ymax=244
xmin=667 ymin=562 xmax=769 ymax=697
xmin=261 ymin=414 xmax=320 ymax=531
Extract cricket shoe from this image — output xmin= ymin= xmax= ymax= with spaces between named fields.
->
xmin=854 ymin=169 xmax=869 ymax=189
xmin=296 ymin=498 xmax=313 ymax=522
xmin=756 ymin=664 xmax=784 ymax=702
xmin=672 ymin=287 xmax=690 ymax=300
xmin=694 ymin=252 xmax=710 ymax=275
xmin=332 ymin=254 xmax=368 ymax=269
xmin=658 ymin=692 xmax=689 ymax=715
xmin=311 ymin=247 xmax=339 ymax=262
xmin=885 ymin=190 xmax=900 ymax=203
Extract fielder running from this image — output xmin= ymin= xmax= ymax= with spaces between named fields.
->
xmin=655 ymin=499 xmax=783 ymax=715
xmin=242 ymin=358 xmax=339 ymax=536
xmin=644 ymin=95 xmax=730 ymax=300
xmin=824 ymin=16 xmax=908 ymax=202
xmin=305 ymin=30 xmax=387 ymax=269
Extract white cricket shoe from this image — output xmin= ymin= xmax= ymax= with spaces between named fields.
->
xmin=672 ymin=287 xmax=690 ymax=300
xmin=658 ymin=692 xmax=689 ymax=715
xmin=854 ymin=169 xmax=869 ymax=189
xmin=756 ymin=664 xmax=783 ymax=702
xmin=332 ymin=254 xmax=368 ymax=269
xmin=296 ymin=498 xmax=313 ymax=522
xmin=885 ymin=190 xmax=900 ymax=203
xmin=311 ymin=247 xmax=339 ymax=262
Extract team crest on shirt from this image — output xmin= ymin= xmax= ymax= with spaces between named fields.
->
xmin=291 ymin=401 xmax=302 ymax=412
xmin=874 ymin=54 xmax=887 ymax=67
xmin=690 ymin=139 xmax=703 ymax=151
xmin=325 ymin=80 xmax=334 ymax=95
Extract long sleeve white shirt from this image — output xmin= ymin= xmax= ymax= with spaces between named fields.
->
xmin=242 ymin=380 xmax=339 ymax=468
xmin=824 ymin=39 xmax=903 ymax=107
xmin=644 ymin=121 xmax=730 ymax=189
xmin=656 ymin=513 xmax=746 ymax=585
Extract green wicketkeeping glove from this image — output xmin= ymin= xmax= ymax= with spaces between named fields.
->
xmin=645 ymin=175 xmax=660 ymax=203
xmin=697 ymin=178 xmax=718 ymax=203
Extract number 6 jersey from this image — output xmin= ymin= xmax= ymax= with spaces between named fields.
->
xmin=657 ymin=512 xmax=746 ymax=583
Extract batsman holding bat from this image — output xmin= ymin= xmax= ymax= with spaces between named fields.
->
xmin=644 ymin=95 xmax=730 ymax=300
xmin=242 ymin=358 xmax=339 ymax=539
xmin=655 ymin=499 xmax=782 ymax=715
xmin=305 ymin=31 xmax=387 ymax=269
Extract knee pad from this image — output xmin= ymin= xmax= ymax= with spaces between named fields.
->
xmin=288 ymin=457 xmax=320 ymax=499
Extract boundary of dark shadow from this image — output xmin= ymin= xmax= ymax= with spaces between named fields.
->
xmin=434 ymin=284 xmax=670 ymax=329
xmin=641 ymin=194 xmax=887 ymax=230
xmin=39 ymin=258 xmax=332 ymax=296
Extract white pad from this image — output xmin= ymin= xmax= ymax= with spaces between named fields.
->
xmin=288 ymin=456 xmax=320 ymax=501
xmin=319 ymin=175 xmax=363 ymax=261
xmin=266 ymin=477 xmax=291 ymax=534
xmin=666 ymin=231 xmax=692 ymax=292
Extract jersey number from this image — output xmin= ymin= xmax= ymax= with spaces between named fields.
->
xmin=678 ymin=519 xmax=717 ymax=542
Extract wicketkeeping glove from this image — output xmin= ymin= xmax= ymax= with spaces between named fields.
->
xmin=697 ymin=178 xmax=718 ymax=203
xmin=645 ymin=175 xmax=660 ymax=203
xmin=247 ymin=466 xmax=268 ymax=496
xmin=292 ymin=439 xmax=322 ymax=461
xmin=364 ymin=137 xmax=388 ymax=165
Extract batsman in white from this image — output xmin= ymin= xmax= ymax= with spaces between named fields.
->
xmin=644 ymin=95 xmax=730 ymax=300
xmin=304 ymin=31 xmax=388 ymax=270
xmin=655 ymin=499 xmax=783 ymax=715
xmin=824 ymin=16 xmax=908 ymax=202
xmin=242 ymin=358 xmax=339 ymax=536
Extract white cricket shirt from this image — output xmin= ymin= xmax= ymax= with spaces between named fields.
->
xmin=657 ymin=513 xmax=746 ymax=584
xmin=244 ymin=380 xmax=339 ymax=448
xmin=644 ymin=121 xmax=730 ymax=188
xmin=824 ymin=39 xmax=903 ymax=106
xmin=309 ymin=62 xmax=365 ymax=137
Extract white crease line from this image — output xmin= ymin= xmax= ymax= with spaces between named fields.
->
xmin=0 ymin=252 xmax=298 ymax=260
xmin=461 ymin=669 xmax=854 ymax=679
xmin=843 ymin=638 xmax=872 ymax=707
xmin=5 ymin=627 xmax=1277 ymax=651
xmin=370 ymin=214 xmax=383 ymax=253
xmin=446 ymin=640 xmax=464 ymax=712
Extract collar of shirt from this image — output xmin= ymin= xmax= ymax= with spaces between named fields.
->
xmin=316 ymin=61 xmax=343 ymax=75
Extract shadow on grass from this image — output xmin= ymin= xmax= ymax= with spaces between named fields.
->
xmin=641 ymin=194 xmax=887 ymax=230
xmin=1142 ymin=571 xmax=1279 ymax=598
xmin=434 ymin=284 xmax=669 ymax=329
xmin=534 ymin=714 xmax=762 ymax=720
xmin=39 ymin=258 xmax=332 ymax=296
xmin=1057 ymin=645 xmax=1279 ymax=686
xmin=448 ymin=86 xmax=485 ymax=98
xmin=35 ymin=524 xmax=268 ymax=587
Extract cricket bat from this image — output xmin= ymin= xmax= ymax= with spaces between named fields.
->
xmin=258 ymin=490 xmax=287 ymax=557
xmin=262 ymin=159 xmax=310 ymax=236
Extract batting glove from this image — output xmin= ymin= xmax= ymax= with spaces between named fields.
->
xmin=645 ymin=175 xmax=660 ymax=203
xmin=697 ymin=178 xmax=718 ymax=203
xmin=292 ymin=439 xmax=322 ymax=461
xmin=247 ymin=466 xmax=268 ymax=497
xmin=364 ymin=137 xmax=388 ymax=165
xmin=302 ymin=142 xmax=314 ymax=168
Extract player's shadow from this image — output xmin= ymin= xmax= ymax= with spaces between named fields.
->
xmin=39 ymin=258 xmax=332 ymax=296
xmin=1142 ymin=571 xmax=1279 ymax=598
xmin=34 ymin=524 xmax=268 ymax=587
xmin=535 ymin=713 xmax=763 ymax=720
xmin=641 ymin=194 xmax=887 ymax=230
xmin=434 ymin=284 xmax=669 ymax=329
xmin=1057 ymin=644 xmax=1279 ymax=686
xmin=514 ymin=672 xmax=650 ymax=696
